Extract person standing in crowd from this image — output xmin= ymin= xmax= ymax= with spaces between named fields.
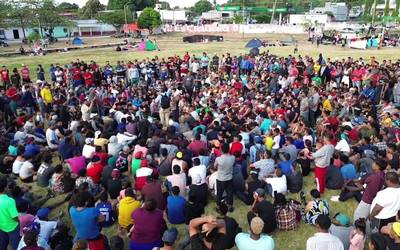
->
xmin=214 ymin=143 xmax=235 ymax=212
xmin=312 ymin=134 xmax=335 ymax=194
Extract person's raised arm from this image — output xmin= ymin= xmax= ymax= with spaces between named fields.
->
xmin=189 ymin=216 xmax=215 ymax=237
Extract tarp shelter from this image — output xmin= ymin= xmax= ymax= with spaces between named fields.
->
xmin=245 ymin=38 xmax=263 ymax=48
xmin=138 ymin=40 xmax=157 ymax=51
xmin=72 ymin=37 xmax=83 ymax=45
xmin=123 ymin=23 xmax=140 ymax=33
xmin=249 ymin=47 xmax=260 ymax=56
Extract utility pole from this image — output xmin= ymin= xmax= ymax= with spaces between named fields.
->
xmin=271 ymin=0 xmax=278 ymax=23
xmin=371 ymin=0 xmax=378 ymax=26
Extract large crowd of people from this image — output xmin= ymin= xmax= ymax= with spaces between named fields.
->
xmin=0 ymin=48 xmax=400 ymax=250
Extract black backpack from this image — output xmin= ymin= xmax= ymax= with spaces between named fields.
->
xmin=160 ymin=94 xmax=170 ymax=109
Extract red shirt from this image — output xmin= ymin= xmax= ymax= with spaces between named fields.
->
xmin=230 ymin=141 xmax=243 ymax=156
xmin=183 ymin=54 xmax=190 ymax=63
xmin=1 ymin=69 xmax=9 ymax=82
xmin=20 ymin=68 xmax=30 ymax=79
xmin=83 ymin=72 xmax=93 ymax=87
xmin=188 ymin=140 xmax=207 ymax=156
xmin=72 ymin=68 xmax=81 ymax=81
xmin=92 ymin=152 xmax=109 ymax=166
xmin=6 ymin=87 xmax=19 ymax=101
xmin=86 ymin=163 xmax=104 ymax=184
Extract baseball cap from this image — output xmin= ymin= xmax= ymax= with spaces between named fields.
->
xmin=176 ymin=151 xmax=183 ymax=159
xmin=393 ymin=222 xmax=400 ymax=237
xmin=134 ymin=151 xmax=143 ymax=159
xmin=36 ymin=207 xmax=51 ymax=220
xmin=254 ymin=188 xmax=265 ymax=197
xmin=162 ymin=228 xmax=178 ymax=245
xmin=334 ymin=213 xmax=350 ymax=226
xmin=250 ymin=217 xmax=264 ymax=234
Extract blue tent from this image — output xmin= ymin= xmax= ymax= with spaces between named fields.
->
xmin=72 ymin=37 xmax=84 ymax=45
xmin=245 ymin=38 xmax=263 ymax=48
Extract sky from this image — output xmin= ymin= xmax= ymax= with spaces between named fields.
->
xmin=56 ymin=0 xmax=228 ymax=8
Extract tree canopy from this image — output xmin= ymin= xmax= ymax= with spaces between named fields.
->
xmin=107 ymin=0 xmax=156 ymax=11
xmin=191 ymin=0 xmax=213 ymax=15
xmin=80 ymin=0 xmax=105 ymax=19
xmin=97 ymin=10 xmax=132 ymax=31
xmin=137 ymin=7 xmax=161 ymax=30
xmin=57 ymin=2 xmax=79 ymax=11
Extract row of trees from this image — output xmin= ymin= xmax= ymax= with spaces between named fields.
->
xmin=0 ymin=0 xmax=163 ymax=38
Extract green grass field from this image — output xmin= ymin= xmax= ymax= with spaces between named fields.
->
xmin=1 ymin=32 xmax=389 ymax=249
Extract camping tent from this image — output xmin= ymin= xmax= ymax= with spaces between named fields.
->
xmin=138 ymin=40 xmax=157 ymax=51
xmin=245 ymin=38 xmax=263 ymax=48
xmin=72 ymin=37 xmax=83 ymax=45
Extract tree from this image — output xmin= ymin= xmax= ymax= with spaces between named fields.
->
xmin=36 ymin=0 xmax=73 ymax=37
xmin=137 ymin=7 xmax=161 ymax=31
xmin=392 ymin=0 xmax=400 ymax=16
xmin=191 ymin=0 xmax=213 ymax=15
xmin=232 ymin=14 xmax=244 ymax=23
xmin=384 ymin=0 xmax=390 ymax=15
xmin=97 ymin=10 xmax=132 ymax=31
xmin=107 ymin=0 xmax=156 ymax=11
xmin=8 ymin=0 xmax=37 ymax=39
xmin=0 ymin=2 xmax=11 ymax=28
xmin=80 ymin=0 xmax=105 ymax=19
xmin=57 ymin=2 xmax=79 ymax=11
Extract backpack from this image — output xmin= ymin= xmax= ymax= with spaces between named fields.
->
xmin=160 ymin=94 xmax=170 ymax=109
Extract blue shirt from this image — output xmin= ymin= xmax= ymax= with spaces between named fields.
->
xmin=69 ymin=207 xmax=100 ymax=240
xmin=96 ymin=202 xmax=115 ymax=228
xmin=235 ymin=233 xmax=275 ymax=250
xmin=341 ymin=163 xmax=357 ymax=180
xmin=58 ymin=140 xmax=78 ymax=160
xmin=167 ymin=195 xmax=186 ymax=224
xmin=278 ymin=160 xmax=293 ymax=176
xmin=260 ymin=118 xmax=272 ymax=134
xmin=293 ymin=139 xmax=305 ymax=150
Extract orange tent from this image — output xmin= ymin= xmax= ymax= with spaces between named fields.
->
xmin=123 ymin=23 xmax=140 ymax=33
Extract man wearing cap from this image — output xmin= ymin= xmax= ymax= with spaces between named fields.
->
xmin=235 ymin=217 xmax=274 ymax=250
xmin=381 ymin=222 xmax=400 ymax=248
xmin=306 ymin=215 xmax=344 ymax=250
xmin=248 ymin=188 xmax=277 ymax=234
xmin=329 ymin=213 xmax=353 ymax=250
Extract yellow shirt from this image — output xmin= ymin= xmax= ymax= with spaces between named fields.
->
xmin=40 ymin=88 xmax=53 ymax=104
xmin=323 ymin=99 xmax=333 ymax=112
xmin=265 ymin=136 xmax=274 ymax=151
xmin=118 ymin=197 xmax=141 ymax=228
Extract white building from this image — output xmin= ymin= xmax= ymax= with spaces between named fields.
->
xmin=137 ymin=5 xmax=188 ymax=24
xmin=312 ymin=2 xmax=348 ymax=21
xmin=161 ymin=0 xmax=228 ymax=9
xmin=201 ymin=10 xmax=235 ymax=22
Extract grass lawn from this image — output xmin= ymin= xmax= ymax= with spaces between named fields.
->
xmin=2 ymin=32 xmax=380 ymax=249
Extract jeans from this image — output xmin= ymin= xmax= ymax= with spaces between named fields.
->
xmin=0 ymin=225 xmax=21 ymax=250
xmin=216 ymin=179 xmax=233 ymax=206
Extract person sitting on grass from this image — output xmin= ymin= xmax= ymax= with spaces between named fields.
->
xmin=303 ymin=189 xmax=329 ymax=225
xmin=235 ymin=217 xmax=275 ymax=250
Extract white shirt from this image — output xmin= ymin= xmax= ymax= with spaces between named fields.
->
xmin=272 ymin=135 xmax=281 ymax=149
xmin=82 ymin=144 xmax=95 ymax=159
xmin=306 ymin=232 xmax=344 ymax=250
xmin=45 ymin=128 xmax=58 ymax=149
xmin=12 ymin=159 xmax=24 ymax=175
xmin=81 ymin=104 xmax=91 ymax=122
xmin=265 ymin=175 xmax=287 ymax=197
xmin=335 ymin=139 xmax=350 ymax=154
xmin=371 ymin=187 xmax=400 ymax=219
xmin=188 ymin=164 xmax=207 ymax=185
xmin=19 ymin=161 xmax=34 ymax=179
